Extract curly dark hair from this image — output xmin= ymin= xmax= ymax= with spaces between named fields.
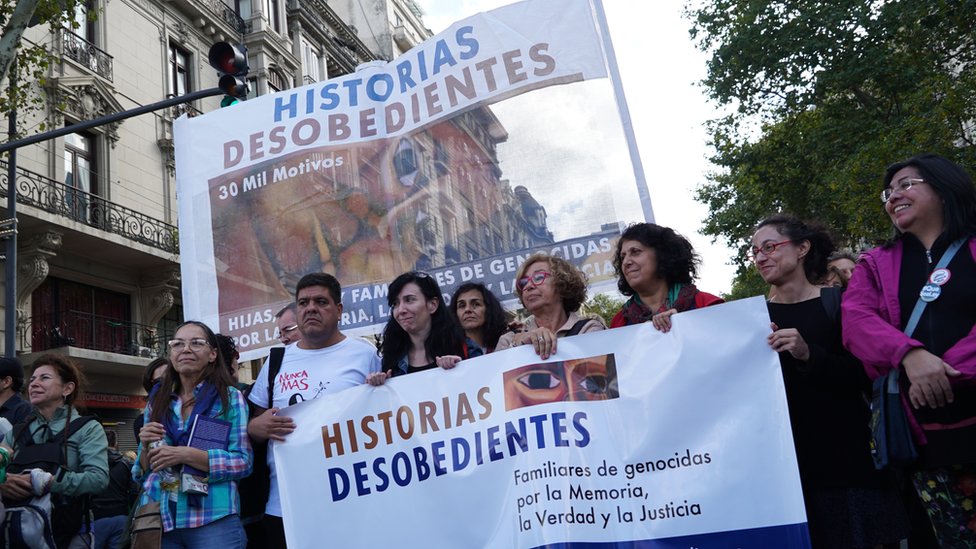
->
xmin=215 ymin=334 xmax=239 ymax=376
xmin=450 ymin=282 xmax=508 ymax=351
xmin=149 ymin=321 xmax=233 ymax=423
xmin=514 ymin=252 xmax=588 ymax=313
xmin=379 ymin=272 xmax=465 ymax=374
xmin=612 ymin=223 xmax=700 ymax=296
xmin=756 ymin=215 xmax=835 ymax=284
xmin=882 ymin=153 xmax=976 ymax=244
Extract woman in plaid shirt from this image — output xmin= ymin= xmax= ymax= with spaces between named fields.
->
xmin=134 ymin=321 xmax=252 ymax=548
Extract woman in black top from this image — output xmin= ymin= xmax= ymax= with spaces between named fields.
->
xmin=752 ymin=214 xmax=907 ymax=549
xmin=369 ymin=271 xmax=477 ymax=383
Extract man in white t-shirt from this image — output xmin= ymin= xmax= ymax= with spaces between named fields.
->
xmin=247 ymin=272 xmax=380 ymax=547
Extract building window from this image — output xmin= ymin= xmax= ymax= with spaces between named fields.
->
xmin=267 ymin=0 xmax=281 ymax=33
xmin=268 ymin=69 xmax=287 ymax=93
xmin=232 ymin=0 xmax=251 ymax=19
xmin=168 ymin=42 xmax=191 ymax=97
xmin=301 ymin=39 xmax=321 ymax=82
xmin=73 ymin=0 xmax=95 ymax=42
xmin=157 ymin=303 xmax=183 ymax=351
xmin=246 ymin=76 xmax=259 ymax=100
xmin=31 ymin=277 xmax=131 ymax=355
xmin=64 ymin=131 xmax=97 ymax=222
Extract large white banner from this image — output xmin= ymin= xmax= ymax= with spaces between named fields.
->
xmin=274 ymin=297 xmax=811 ymax=548
xmin=174 ymin=0 xmax=618 ymax=359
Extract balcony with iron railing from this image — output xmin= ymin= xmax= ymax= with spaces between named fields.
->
xmin=0 ymin=160 xmax=179 ymax=254
xmin=61 ymin=29 xmax=113 ymax=82
xmin=23 ymin=310 xmax=173 ymax=358
xmin=201 ymin=0 xmax=247 ymax=34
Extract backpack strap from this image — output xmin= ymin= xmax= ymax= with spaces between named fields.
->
xmin=12 ymin=416 xmax=37 ymax=449
xmin=566 ymin=319 xmax=591 ymax=337
xmin=266 ymin=347 xmax=285 ymax=408
xmin=59 ymin=415 xmax=99 ymax=475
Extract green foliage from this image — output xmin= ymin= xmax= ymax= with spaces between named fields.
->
xmin=0 ymin=0 xmax=91 ymax=134
xmin=722 ymin=264 xmax=768 ymax=302
xmin=582 ymin=293 xmax=624 ymax=326
xmin=688 ymin=0 xmax=976 ymax=288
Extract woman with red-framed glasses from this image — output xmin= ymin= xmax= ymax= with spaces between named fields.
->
xmin=753 ymin=214 xmax=908 ymax=549
xmin=495 ymin=252 xmax=604 ymax=359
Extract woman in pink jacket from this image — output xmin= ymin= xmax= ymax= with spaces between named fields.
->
xmin=842 ymin=153 xmax=976 ymax=546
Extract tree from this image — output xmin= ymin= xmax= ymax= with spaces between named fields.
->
xmin=0 ymin=0 xmax=87 ymax=128
xmin=582 ymin=293 xmax=624 ymax=326
xmin=688 ymin=0 xmax=976 ymax=284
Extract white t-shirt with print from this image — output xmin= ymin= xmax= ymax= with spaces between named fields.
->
xmin=248 ymin=336 xmax=380 ymax=516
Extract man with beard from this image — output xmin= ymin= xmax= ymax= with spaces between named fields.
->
xmin=247 ymin=273 xmax=380 ymax=547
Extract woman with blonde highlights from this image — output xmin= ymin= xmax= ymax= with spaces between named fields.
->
xmin=496 ymin=252 xmax=604 ymax=359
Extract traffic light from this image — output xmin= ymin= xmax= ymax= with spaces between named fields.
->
xmin=208 ymin=42 xmax=249 ymax=106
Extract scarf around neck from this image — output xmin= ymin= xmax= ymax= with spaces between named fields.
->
xmin=619 ymin=283 xmax=701 ymax=326
xmin=148 ymin=381 xmax=220 ymax=447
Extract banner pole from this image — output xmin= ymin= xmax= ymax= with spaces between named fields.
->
xmin=590 ymin=0 xmax=654 ymax=224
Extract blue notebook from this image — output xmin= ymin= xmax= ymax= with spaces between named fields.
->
xmin=181 ymin=415 xmax=231 ymax=495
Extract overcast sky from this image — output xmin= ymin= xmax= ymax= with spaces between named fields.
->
xmin=419 ymin=0 xmax=738 ymax=295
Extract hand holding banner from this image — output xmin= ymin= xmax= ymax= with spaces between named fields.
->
xmin=274 ymin=297 xmax=811 ymax=547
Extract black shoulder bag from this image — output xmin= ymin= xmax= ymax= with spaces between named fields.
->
xmin=869 ymin=237 xmax=966 ymax=470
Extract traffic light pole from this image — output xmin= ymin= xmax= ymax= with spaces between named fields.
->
xmin=1 ymin=86 xmax=223 ymax=356
xmin=0 ymin=87 xmax=223 ymax=155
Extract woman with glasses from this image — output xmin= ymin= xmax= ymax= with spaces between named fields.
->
xmin=450 ymin=282 xmax=509 ymax=355
xmin=610 ymin=223 xmax=723 ymax=332
xmin=369 ymin=272 xmax=481 ymax=383
xmin=752 ymin=214 xmax=907 ymax=549
xmin=842 ymin=154 xmax=976 ymax=546
xmin=135 ymin=321 xmax=252 ymax=548
xmin=495 ymin=252 xmax=604 ymax=359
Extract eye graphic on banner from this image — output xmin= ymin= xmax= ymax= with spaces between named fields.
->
xmin=503 ymin=353 xmax=620 ymax=410
xmin=272 ymin=298 xmax=812 ymax=548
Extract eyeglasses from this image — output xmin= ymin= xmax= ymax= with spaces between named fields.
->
xmin=881 ymin=178 xmax=924 ymax=203
xmin=517 ymin=271 xmax=553 ymax=291
xmin=749 ymin=240 xmax=792 ymax=260
xmin=168 ymin=338 xmax=211 ymax=352
xmin=278 ymin=325 xmax=298 ymax=341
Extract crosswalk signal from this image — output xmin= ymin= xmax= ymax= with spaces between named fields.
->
xmin=208 ymin=42 xmax=249 ymax=106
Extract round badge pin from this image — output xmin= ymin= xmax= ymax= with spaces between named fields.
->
xmin=919 ymin=284 xmax=941 ymax=303
xmin=929 ymin=268 xmax=951 ymax=286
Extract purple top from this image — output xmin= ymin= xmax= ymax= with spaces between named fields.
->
xmin=841 ymin=236 xmax=976 ymax=443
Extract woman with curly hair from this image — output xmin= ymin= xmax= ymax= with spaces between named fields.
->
xmin=495 ymin=252 xmax=604 ymax=359
xmin=450 ymin=282 xmax=509 ymax=354
xmin=610 ymin=223 xmax=722 ymax=332
xmin=755 ymin=214 xmax=908 ymax=548
xmin=0 ymin=354 xmax=109 ymax=548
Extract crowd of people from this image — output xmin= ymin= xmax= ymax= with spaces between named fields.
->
xmin=0 ymin=152 xmax=971 ymax=548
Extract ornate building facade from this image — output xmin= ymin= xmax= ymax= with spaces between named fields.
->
xmin=2 ymin=0 xmax=552 ymax=447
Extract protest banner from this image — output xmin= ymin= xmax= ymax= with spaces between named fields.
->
xmin=274 ymin=297 xmax=811 ymax=548
xmin=174 ymin=0 xmax=641 ymax=359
